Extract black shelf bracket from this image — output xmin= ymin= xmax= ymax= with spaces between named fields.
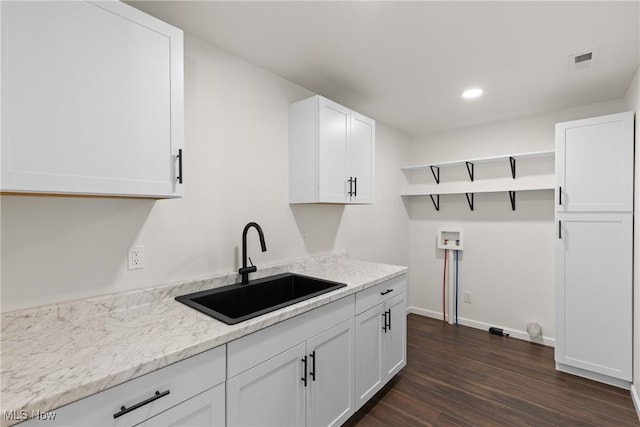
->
xmin=465 ymin=162 xmax=474 ymax=181
xmin=430 ymin=166 xmax=440 ymax=184
xmin=509 ymin=156 xmax=516 ymax=179
xmin=465 ymin=193 xmax=474 ymax=211
xmin=429 ymin=194 xmax=440 ymax=211
xmin=509 ymin=191 xmax=516 ymax=211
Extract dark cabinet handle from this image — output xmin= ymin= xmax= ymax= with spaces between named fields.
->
xmin=558 ymin=220 xmax=562 ymax=239
xmin=348 ymin=177 xmax=357 ymax=197
xmin=309 ymin=351 xmax=316 ymax=381
xmin=558 ymin=186 xmax=562 ymax=206
xmin=382 ymin=311 xmax=388 ymax=333
xmin=177 ymin=149 xmax=183 ymax=184
xmin=387 ymin=309 xmax=392 ymax=331
xmin=113 ymin=390 xmax=170 ymax=419
xmin=380 ymin=289 xmax=394 ymax=296
xmin=301 ymin=356 xmax=308 ymax=387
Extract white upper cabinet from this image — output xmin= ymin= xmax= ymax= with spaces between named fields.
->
xmin=289 ymin=95 xmax=375 ymax=204
xmin=317 ymin=98 xmax=350 ymax=203
xmin=349 ymin=112 xmax=375 ymax=204
xmin=555 ymin=112 xmax=633 ymax=212
xmin=1 ymin=0 xmax=184 ymax=198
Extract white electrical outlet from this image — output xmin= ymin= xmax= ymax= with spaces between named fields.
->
xmin=464 ymin=291 xmax=472 ymax=303
xmin=128 ymin=245 xmax=144 ymax=270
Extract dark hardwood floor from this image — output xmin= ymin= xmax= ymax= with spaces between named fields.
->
xmin=345 ymin=314 xmax=639 ymax=427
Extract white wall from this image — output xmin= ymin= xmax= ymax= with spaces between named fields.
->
xmin=0 ymin=35 xmax=410 ymax=312
xmin=623 ymin=66 xmax=640 ymax=404
xmin=405 ymin=98 xmax=627 ymax=343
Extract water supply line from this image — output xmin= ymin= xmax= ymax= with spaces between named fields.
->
xmin=455 ymin=250 xmax=459 ymax=325
xmin=438 ymin=231 xmax=463 ymax=326
xmin=447 ymin=249 xmax=455 ymax=325
xmin=442 ymin=248 xmax=448 ymax=322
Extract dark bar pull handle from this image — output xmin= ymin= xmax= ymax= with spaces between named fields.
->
xmin=114 ymin=390 xmax=170 ymax=419
xmin=354 ymin=177 xmax=357 ymax=197
xmin=558 ymin=220 xmax=562 ymax=239
xmin=309 ymin=351 xmax=316 ymax=381
xmin=387 ymin=309 xmax=392 ymax=331
xmin=380 ymin=289 xmax=394 ymax=296
xmin=382 ymin=311 xmax=388 ymax=332
xmin=347 ymin=177 xmax=353 ymax=196
xmin=177 ymin=149 xmax=183 ymax=184
xmin=301 ymin=356 xmax=308 ymax=387
xmin=558 ymin=186 xmax=562 ymax=206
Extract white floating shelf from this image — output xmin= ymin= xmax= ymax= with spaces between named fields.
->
xmin=401 ymin=174 xmax=555 ymax=196
xmin=400 ymin=150 xmax=555 ymax=211
xmin=401 ymin=150 xmax=554 ymax=172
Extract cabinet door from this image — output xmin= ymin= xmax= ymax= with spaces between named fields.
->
xmin=227 ymin=343 xmax=306 ymax=427
xmin=318 ymin=97 xmax=349 ymax=203
xmin=348 ymin=112 xmax=375 ymax=204
xmin=555 ymin=213 xmax=632 ymax=381
xmin=382 ymin=292 xmax=407 ymax=381
xmin=354 ymin=304 xmax=384 ymax=409
xmin=138 ymin=384 xmax=225 ymax=427
xmin=555 ymin=112 xmax=633 ymax=212
xmin=1 ymin=1 xmax=184 ymax=198
xmin=306 ymin=319 xmax=355 ymax=427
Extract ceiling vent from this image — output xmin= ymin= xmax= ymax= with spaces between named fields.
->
xmin=569 ymin=50 xmax=597 ymax=72
xmin=574 ymin=52 xmax=593 ymax=64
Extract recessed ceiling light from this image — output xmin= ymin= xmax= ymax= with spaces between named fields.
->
xmin=462 ymin=88 xmax=484 ymax=99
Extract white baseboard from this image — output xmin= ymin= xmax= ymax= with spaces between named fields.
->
xmin=555 ymin=362 xmax=630 ymax=390
xmin=406 ymin=306 xmax=555 ymax=347
xmin=631 ymin=384 xmax=640 ymax=421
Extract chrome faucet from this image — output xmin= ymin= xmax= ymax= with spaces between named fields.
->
xmin=238 ymin=222 xmax=267 ymax=284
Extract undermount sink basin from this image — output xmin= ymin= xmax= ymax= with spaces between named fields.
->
xmin=175 ymin=273 xmax=347 ymax=325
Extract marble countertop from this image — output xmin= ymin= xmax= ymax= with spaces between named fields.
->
xmin=0 ymin=253 xmax=407 ymax=426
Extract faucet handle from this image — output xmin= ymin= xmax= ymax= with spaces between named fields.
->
xmin=248 ymin=257 xmax=255 ymax=267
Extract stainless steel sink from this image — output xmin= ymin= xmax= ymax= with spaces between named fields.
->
xmin=175 ymin=273 xmax=347 ymax=325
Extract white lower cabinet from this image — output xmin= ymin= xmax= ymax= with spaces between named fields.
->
xmin=139 ymin=384 xmax=225 ymax=427
xmin=19 ymin=274 xmax=408 ymax=427
xmin=555 ymin=213 xmax=633 ymax=382
xmin=20 ymin=346 xmax=226 ymax=426
xmin=226 ymin=344 xmax=307 ymax=427
xmin=226 ymin=297 xmax=355 ymax=427
xmin=354 ymin=304 xmax=384 ymax=405
xmin=354 ymin=277 xmax=407 ymax=410
xmin=382 ymin=293 xmax=407 ymax=380
xmin=227 ymin=320 xmax=354 ymax=427
xmin=227 ymin=274 xmax=407 ymax=426
xmin=306 ymin=320 xmax=355 ymax=427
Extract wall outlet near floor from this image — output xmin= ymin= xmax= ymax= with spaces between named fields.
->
xmin=464 ymin=291 xmax=472 ymax=303
xmin=128 ymin=245 xmax=144 ymax=270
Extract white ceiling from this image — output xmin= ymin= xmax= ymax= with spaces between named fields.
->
xmin=129 ymin=1 xmax=640 ymax=136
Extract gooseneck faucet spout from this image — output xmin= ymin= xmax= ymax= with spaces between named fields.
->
xmin=239 ymin=222 xmax=267 ymax=284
